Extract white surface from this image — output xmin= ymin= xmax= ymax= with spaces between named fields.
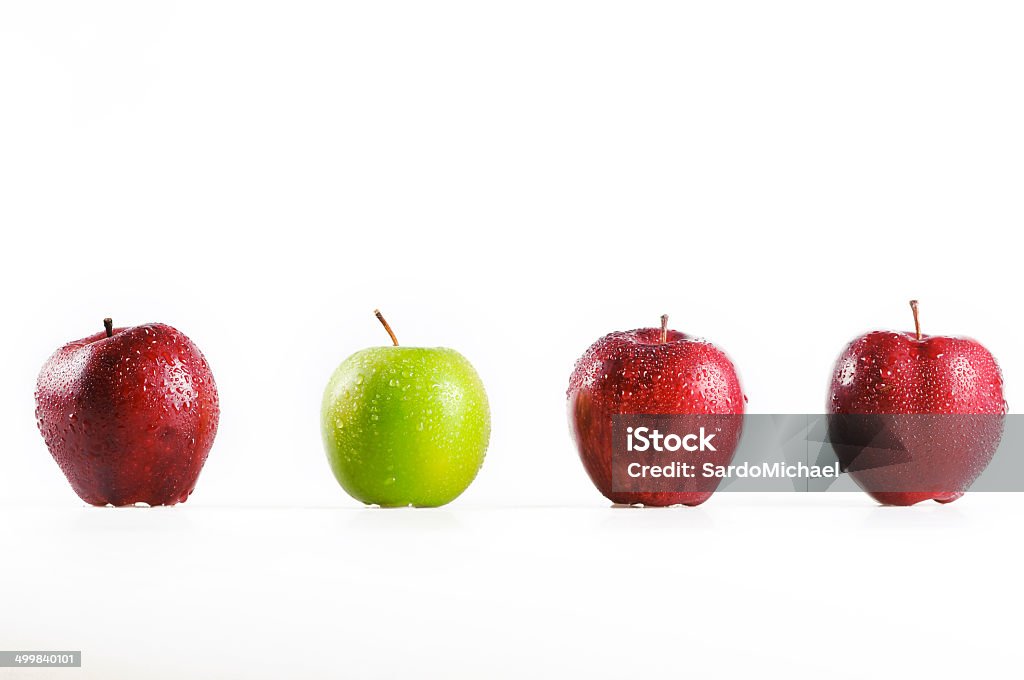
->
xmin=1 ymin=496 xmax=1021 ymax=679
xmin=2 ymin=1 xmax=1023 ymax=677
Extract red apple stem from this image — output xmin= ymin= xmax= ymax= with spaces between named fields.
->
xmin=660 ymin=314 xmax=669 ymax=344
xmin=909 ymin=300 xmax=922 ymax=340
xmin=103 ymin=318 xmax=113 ymax=338
xmin=374 ymin=309 xmax=399 ymax=346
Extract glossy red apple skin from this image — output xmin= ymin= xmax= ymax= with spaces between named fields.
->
xmin=568 ymin=327 xmax=745 ymax=506
xmin=35 ymin=323 xmax=220 ymax=506
xmin=827 ymin=330 xmax=1006 ymax=506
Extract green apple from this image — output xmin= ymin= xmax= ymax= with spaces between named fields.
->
xmin=321 ymin=311 xmax=491 ymax=507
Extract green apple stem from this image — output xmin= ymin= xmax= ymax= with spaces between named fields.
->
xmin=909 ymin=300 xmax=922 ymax=340
xmin=374 ymin=309 xmax=399 ymax=346
xmin=660 ymin=314 xmax=669 ymax=344
xmin=103 ymin=318 xmax=113 ymax=338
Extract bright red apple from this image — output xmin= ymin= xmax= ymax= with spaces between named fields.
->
xmin=568 ymin=315 xmax=746 ymax=506
xmin=35 ymin=319 xmax=220 ymax=506
xmin=827 ymin=301 xmax=1006 ymax=506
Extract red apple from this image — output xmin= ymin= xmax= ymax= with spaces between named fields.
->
xmin=568 ymin=315 xmax=746 ymax=506
xmin=827 ymin=301 xmax=1006 ymax=506
xmin=35 ymin=319 xmax=220 ymax=506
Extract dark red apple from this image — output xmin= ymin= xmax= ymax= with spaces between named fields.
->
xmin=568 ymin=315 xmax=746 ymax=506
xmin=35 ymin=319 xmax=220 ymax=506
xmin=827 ymin=301 xmax=1006 ymax=506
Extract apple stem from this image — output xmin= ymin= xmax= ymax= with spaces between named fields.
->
xmin=909 ymin=300 xmax=922 ymax=340
xmin=103 ymin=318 xmax=113 ymax=338
xmin=660 ymin=314 xmax=669 ymax=344
xmin=374 ymin=309 xmax=399 ymax=346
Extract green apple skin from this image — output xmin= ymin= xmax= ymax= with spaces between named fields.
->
xmin=321 ymin=347 xmax=490 ymax=507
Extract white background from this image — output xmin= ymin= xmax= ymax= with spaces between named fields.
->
xmin=1 ymin=1 xmax=1022 ymax=678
